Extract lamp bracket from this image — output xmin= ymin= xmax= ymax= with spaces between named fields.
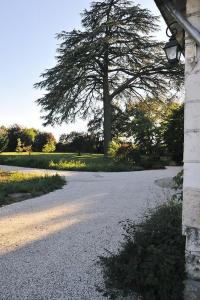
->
xmin=166 ymin=21 xmax=178 ymax=39
xmin=164 ymin=0 xmax=200 ymax=46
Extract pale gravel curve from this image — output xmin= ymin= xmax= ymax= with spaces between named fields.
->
xmin=0 ymin=165 xmax=181 ymax=300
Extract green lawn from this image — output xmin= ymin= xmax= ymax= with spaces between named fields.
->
xmin=0 ymin=170 xmax=66 ymax=207
xmin=0 ymin=152 xmax=145 ymax=172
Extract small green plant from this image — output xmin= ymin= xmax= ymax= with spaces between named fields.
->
xmin=172 ymin=170 xmax=183 ymax=202
xmin=99 ymin=201 xmax=185 ymax=300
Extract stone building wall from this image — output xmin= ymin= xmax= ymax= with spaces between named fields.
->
xmin=183 ymin=0 xmax=200 ymax=297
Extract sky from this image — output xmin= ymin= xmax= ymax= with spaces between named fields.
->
xmin=0 ymin=0 xmax=166 ymax=140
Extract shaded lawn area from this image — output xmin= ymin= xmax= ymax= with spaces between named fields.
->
xmin=0 ymin=170 xmax=66 ymax=207
xmin=0 ymin=153 xmax=145 ymax=172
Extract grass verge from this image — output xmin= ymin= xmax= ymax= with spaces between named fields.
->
xmin=0 ymin=152 xmax=164 ymax=172
xmin=0 ymin=170 xmax=66 ymax=207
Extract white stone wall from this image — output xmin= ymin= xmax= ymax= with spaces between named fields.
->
xmin=183 ymin=0 xmax=200 ymax=233
xmin=183 ymin=0 xmax=200 ymax=294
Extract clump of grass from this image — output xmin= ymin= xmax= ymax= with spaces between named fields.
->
xmin=0 ymin=170 xmax=66 ymax=207
xmin=49 ymin=160 xmax=86 ymax=170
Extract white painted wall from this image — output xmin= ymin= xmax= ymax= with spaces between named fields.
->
xmin=183 ymin=0 xmax=200 ymax=232
xmin=183 ymin=1 xmax=200 ymax=294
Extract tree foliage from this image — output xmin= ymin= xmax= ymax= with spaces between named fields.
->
xmin=164 ymin=104 xmax=184 ymax=163
xmin=33 ymin=132 xmax=56 ymax=152
xmin=1 ymin=125 xmax=57 ymax=154
xmin=87 ymin=104 xmax=127 ymax=139
xmin=7 ymin=125 xmax=22 ymax=152
xmin=88 ymin=98 xmax=181 ymax=157
xmin=57 ymin=131 xmax=103 ymax=154
xmin=35 ymin=0 xmax=183 ymax=155
xmin=0 ymin=126 xmax=8 ymax=153
xmin=124 ymin=99 xmax=180 ymax=156
xmin=21 ymin=128 xmax=38 ymax=147
xmin=16 ymin=138 xmax=23 ymax=153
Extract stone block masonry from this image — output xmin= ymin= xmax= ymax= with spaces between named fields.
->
xmin=184 ymin=0 xmax=200 ymax=298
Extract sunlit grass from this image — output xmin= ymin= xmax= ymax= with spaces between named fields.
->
xmin=49 ymin=160 xmax=86 ymax=170
xmin=0 ymin=170 xmax=66 ymax=206
xmin=0 ymin=152 xmax=142 ymax=172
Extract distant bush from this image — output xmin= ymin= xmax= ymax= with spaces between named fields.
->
xmin=109 ymin=142 xmax=141 ymax=165
xmin=34 ymin=132 xmax=56 ymax=152
xmin=42 ymin=141 xmax=56 ymax=153
xmin=140 ymin=157 xmax=165 ymax=170
xmin=57 ymin=132 xmax=103 ymax=154
xmin=99 ymin=201 xmax=185 ymax=300
xmin=115 ymin=144 xmax=141 ymax=165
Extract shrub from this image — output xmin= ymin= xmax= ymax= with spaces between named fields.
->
xmin=108 ymin=140 xmax=121 ymax=158
xmin=114 ymin=144 xmax=141 ymax=165
xmin=109 ymin=142 xmax=141 ymax=166
xmin=33 ymin=132 xmax=56 ymax=152
xmin=42 ymin=141 xmax=56 ymax=153
xmin=140 ymin=157 xmax=165 ymax=170
xmin=99 ymin=201 xmax=185 ymax=300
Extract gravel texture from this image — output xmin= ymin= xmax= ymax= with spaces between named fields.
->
xmin=0 ymin=166 xmax=181 ymax=300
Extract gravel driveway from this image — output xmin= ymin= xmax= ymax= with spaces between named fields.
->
xmin=0 ymin=166 xmax=181 ymax=300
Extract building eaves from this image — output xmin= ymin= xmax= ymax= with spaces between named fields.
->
xmin=154 ymin=0 xmax=186 ymax=49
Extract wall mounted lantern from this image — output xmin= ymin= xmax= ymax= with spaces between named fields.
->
xmin=164 ymin=22 xmax=182 ymax=64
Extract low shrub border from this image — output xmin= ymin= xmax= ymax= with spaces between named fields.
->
xmin=99 ymin=200 xmax=185 ymax=299
xmin=0 ymin=152 xmax=165 ymax=172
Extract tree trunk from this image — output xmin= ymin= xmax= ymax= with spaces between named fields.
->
xmin=103 ymin=73 xmax=112 ymax=157
xmin=102 ymin=2 xmax=114 ymax=157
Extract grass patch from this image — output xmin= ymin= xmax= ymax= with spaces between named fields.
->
xmin=99 ymin=201 xmax=185 ymax=300
xmin=0 ymin=152 xmax=164 ymax=172
xmin=0 ymin=170 xmax=66 ymax=207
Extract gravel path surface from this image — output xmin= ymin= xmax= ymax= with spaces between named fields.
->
xmin=0 ymin=166 xmax=181 ymax=300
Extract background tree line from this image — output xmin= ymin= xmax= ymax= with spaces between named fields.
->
xmin=0 ymin=125 xmax=56 ymax=153
xmin=0 ymin=125 xmax=103 ymax=155
xmin=0 ymin=100 xmax=183 ymax=163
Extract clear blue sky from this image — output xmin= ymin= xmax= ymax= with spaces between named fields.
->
xmin=0 ymin=0 xmax=166 ymax=140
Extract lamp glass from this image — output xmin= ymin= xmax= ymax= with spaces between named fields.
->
xmin=165 ymin=45 xmax=178 ymax=61
xmin=164 ymin=38 xmax=182 ymax=64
